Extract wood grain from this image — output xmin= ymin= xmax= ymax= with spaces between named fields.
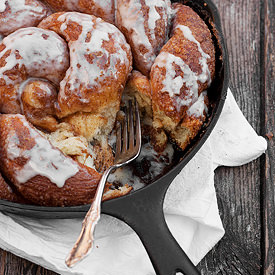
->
xmin=198 ymin=0 xmax=263 ymax=273
xmin=0 ymin=0 xmax=273 ymax=274
xmin=0 ymin=250 xmax=56 ymax=275
xmin=262 ymin=0 xmax=275 ymax=274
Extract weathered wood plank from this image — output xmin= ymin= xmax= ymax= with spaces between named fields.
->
xmin=0 ymin=0 xmax=267 ymax=274
xmin=263 ymin=0 xmax=275 ymax=274
xmin=198 ymin=0 xmax=263 ymax=274
xmin=199 ymin=165 xmax=262 ymax=274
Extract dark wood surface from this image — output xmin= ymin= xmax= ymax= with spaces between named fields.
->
xmin=0 ymin=0 xmax=274 ymax=274
xmin=262 ymin=0 xmax=275 ymax=274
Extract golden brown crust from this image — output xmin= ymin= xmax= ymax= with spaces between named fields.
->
xmin=170 ymin=115 xmax=203 ymax=150
xmin=13 ymin=166 xmax=100 ymax=206
xmin=150 ymin=4 xmax=215 ymax=150
xmin=151 ymin=4 xmax=215 ymax=124
xmin=128 ymin=70 xmax=152 ymax=99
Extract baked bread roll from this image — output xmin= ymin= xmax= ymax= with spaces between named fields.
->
xmin=0 ymin=0 xmax=51 ymax=36
xmin=0 ymin=114 xmax=132 ymax=206
xmin=0 ymin=12 xmax=132 ymax=140
xmin=116 ymin=0 xmax=171 ymax=76
xmin=0 ymin=114 xmax=100 ymax=206
xmin=0 ymin=27 xmax=69 ymax=131
xmin=150 ymin=3 xmax=215 ymax=150
xmin=38 ymin=12 xmax=132 ymax=141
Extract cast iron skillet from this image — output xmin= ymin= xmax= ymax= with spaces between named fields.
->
xmin=0 ymin=0 xmax=229 ymax=274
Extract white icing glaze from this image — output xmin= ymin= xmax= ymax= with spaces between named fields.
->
xmin=6 ymin=134 xmax=21 ymax=160
xmin=0 ymin=0 xmax=50 ymax=36
xmin=6 ymin=0 xmax=46 ymax=18
xmin=108 ymin=166 xmax=144 ymax=191
xmin=137 ymin=142 xmax=174 ymax=177
xmin=187 ymin=91 xmax=208 ymax=118
xmin=108 ymin=141 xmax=174 ymax=190
xmin=0 ymin=1 xmax=6 ymax=13
xmin=145 ymin=0 xmax=161 ymax=42
xmin=99 ymin=0 xmax=112 ymax=10
xmin=0 ymin=27 xmax=69 ymax=86
xmin=154 ymin=52 xmax=198 ymax=107
xmin=118 ymin=0 xmax=151 ymax=48
xmin=57 ymin=13 xmax=130 ymax=103
xmin=6 ymin=115 xmax=79 ymax=187
xmin=118 ymin=0 xmax=169 ymax=72
xmin=83 ymin=155 xmax=96 ymax=170
xmin=176 ymin=25 xmax=211 ymax=85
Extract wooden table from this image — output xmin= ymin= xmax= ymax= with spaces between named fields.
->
xmin=0 ymin=0 xmax=274 ymax=274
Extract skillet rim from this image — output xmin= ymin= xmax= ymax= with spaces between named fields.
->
xmin=0 ymin=0 xmax=229 ymax=217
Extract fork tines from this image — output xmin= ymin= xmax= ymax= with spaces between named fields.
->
xmin=115 ymin=100 xmax=141 ymax=164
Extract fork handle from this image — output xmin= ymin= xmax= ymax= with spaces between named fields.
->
xmin=66 ymin=167 xmax=113 ymax=267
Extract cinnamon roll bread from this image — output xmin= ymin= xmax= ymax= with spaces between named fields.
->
xmin=0 ymin=0 xmax=217 ymax=206
xmin=38 ymin=12 xmax=132 ymax=141
xmin=151 ymin=3 xmax=215 ymax=150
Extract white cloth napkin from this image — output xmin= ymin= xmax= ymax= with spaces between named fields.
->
xmin=0 ymin=89 xmax=267 ymax=275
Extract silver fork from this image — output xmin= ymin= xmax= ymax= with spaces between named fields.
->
xmin=65 ymin=100 xmax=141 ymax=267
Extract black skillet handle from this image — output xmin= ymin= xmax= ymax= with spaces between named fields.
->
xmin=102 ymin=176 xmax=201 ymax=275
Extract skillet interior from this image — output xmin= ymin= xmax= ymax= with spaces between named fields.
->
xmin=0 ymin=0 xmax=229 ymax=218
